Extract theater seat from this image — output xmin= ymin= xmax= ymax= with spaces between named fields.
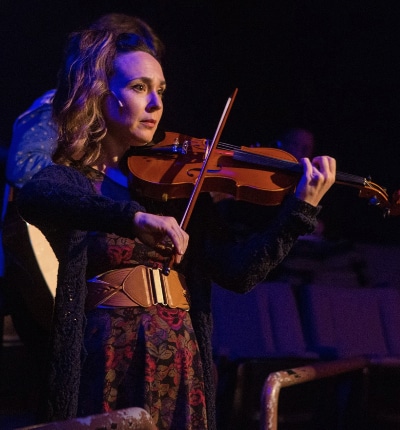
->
xmin=299 ymin=284 xmax=400 ymax=428
xmin=212 ymin=281 xmax=317 ymax=359
xmin=212 ymin=282 xmax=321 ymax=430
xmin=299 ymin=284 xmax=400 ymax=360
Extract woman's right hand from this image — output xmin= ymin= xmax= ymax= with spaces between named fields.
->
xmin=133 ymin=212 xmax=189 ymax=264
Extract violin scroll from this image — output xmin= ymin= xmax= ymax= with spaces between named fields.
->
xmin=357 ymin=182 xmax=400 ymax=217
xmin=358 ymin=181 xmax=390 ymax=213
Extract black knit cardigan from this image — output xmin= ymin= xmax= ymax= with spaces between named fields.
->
xmin=17 ymin=164 xmax=320 ymax=429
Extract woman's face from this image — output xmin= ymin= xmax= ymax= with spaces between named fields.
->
xmin=104 ymin=50 xmax=166 ymax=147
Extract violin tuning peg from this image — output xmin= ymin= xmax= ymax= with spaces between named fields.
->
xmin=182 ymin=140 xmax=189 ymax=154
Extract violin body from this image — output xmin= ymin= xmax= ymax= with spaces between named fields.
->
xmin=128 ymin=130 xmax=397 ymax=217
xmin=128 ymin=131 xmax=299 ymax=206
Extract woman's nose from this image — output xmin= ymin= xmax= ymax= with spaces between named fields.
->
xmin=147 ymin=92 xmax=163 ymax=111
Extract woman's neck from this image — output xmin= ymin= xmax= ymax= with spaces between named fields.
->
xmin=91 ymin=142 xmax=129 ymax=187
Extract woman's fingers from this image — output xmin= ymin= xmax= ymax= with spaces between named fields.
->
xmin=295 ymin=156 xmax=336 ymax=206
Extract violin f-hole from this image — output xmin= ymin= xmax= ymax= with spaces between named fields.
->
xmin=186 ymin=166 xmax=222 ymax=177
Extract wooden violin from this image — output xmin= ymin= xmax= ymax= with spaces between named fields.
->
xmin=127 ymin=130 xmax=393 ymax=214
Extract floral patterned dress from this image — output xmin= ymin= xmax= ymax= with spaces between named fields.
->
xmin=78 ymin=170 xmax=208 ymax=430
xmin=18 ymin=163 xmax=320 ymax=429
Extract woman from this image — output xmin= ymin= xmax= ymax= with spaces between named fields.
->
xmin=17 ymin=24 xmax=336 ymax=430
xmin=2 ymin=14 xmax=167 ymax=420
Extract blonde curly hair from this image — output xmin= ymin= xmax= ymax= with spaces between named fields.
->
xmin=52 ymin=15 xmax=163 ymax=167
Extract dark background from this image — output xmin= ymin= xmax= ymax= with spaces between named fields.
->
xmin=2 ymin=0 xmax=400 ymax=243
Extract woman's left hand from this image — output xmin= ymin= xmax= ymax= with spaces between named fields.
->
xmin=295 ymin=156 xmax=336 ymax=206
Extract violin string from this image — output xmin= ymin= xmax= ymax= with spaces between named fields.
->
xmin=216 ymin=142 xmax=239 ymax=151
xmin=215 ymin=142 xmax=369 ymax=186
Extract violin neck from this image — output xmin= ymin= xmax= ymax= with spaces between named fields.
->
xmin=232 ymin=149 xmax=367 ymax=188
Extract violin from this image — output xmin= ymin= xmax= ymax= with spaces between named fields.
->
xmin=129 ymin=88 xmax=396 ymax=276
xmin=127 ymin=130 xmax=393 ymax=214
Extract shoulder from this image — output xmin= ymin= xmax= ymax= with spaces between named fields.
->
xmin=13 ymin=89 xmax=55 ymax=129
xmin=32 ymin=164 xmax=91 ymax=187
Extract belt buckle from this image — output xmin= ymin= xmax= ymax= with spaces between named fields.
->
xmin=122 ymin=266 xmax=190 ymax=311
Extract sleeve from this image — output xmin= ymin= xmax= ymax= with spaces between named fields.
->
xmin=204 ymin=195 xmax=321 ymax=292
xmin=6 ymin=101 xmax=57 ymax=188
xmin=16 ymin=164 xmax=145 ymax=239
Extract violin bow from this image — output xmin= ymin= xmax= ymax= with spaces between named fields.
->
xmin=162 ymin=88 xmax=238 ymax=274
xmin=180 ymin=88 xmax=238 ymax=230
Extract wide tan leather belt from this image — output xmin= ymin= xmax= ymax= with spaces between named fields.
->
xmin=86 ymin=266 xmax=190 ymax=311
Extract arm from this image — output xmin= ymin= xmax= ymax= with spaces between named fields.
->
xmin=206 ymin=155 xmax=336 ymax=291
xmin=17 ymin=165 xmax=144 ymax=237
xmin=205 ymin=195 xmax=320 ymax=292
xmin=17 ymin=164 xmax=188 ymax=262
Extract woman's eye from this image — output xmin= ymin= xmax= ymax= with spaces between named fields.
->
xmin=132 ymin=84 xmax=146 ymax=91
